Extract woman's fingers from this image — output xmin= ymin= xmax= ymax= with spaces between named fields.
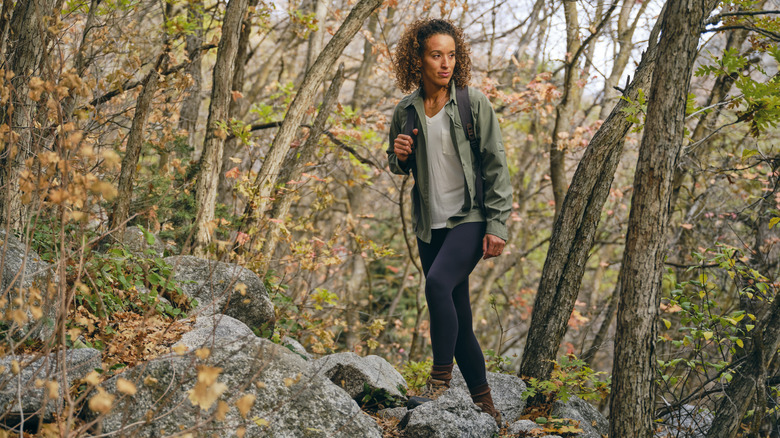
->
xmin=483 ymin=234 xmax=505 ymax=259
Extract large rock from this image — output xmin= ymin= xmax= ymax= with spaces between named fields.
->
xmin=164 ymin=255 xmax=275 ymax=331
xmin=655 ymin=404 xmax=713 ymax=438
xmin=175 ymin=314 xmax=256 ymax=352
xmin=0 ymin=348 xmax=101 ymax=427
xmin=118 ymin=226 xmax=165 ymax=258
xmin=0 ymin=231 xmax=56 ymax=339
xmin=551 ymin=396 xmax=609 ymax=438
xmin=96 ymin=318 xmax=382 ymax=437
xmin=314 ymin=352 xmax=407 ymax=407
xmin=401 ymin=386 xmax=498 ymax=437
xmin=451 ymin=365 xmax=527 ymax=423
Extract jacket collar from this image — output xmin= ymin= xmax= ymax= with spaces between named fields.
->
xmin=401 ymin=81 xmax=458 ymax=109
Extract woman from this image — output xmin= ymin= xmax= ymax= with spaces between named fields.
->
xmin=386 ymin=19 xmax=512 ymax=423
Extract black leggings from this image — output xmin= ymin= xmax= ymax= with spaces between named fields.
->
xmin=417 ymin=221 xmax=487 ymax=390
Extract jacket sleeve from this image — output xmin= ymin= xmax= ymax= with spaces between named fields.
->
xmin=387 ymin=103 xmax=412 ymax=175
xmin=473 ymin=90 xmax=512 ymax=241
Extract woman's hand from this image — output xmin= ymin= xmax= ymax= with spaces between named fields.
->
xmin=393 ymin=129 xmax=418 ymax=162
xmin=482 ymin=234 xmax=505 ymax=259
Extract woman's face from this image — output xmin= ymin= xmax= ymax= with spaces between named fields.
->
xmin=420 ymin=33 xmax=456 ymax=89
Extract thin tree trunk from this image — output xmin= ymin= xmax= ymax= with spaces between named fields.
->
xmin=178 ymin=0 xmax=204 ymax=152
xmin=599 ymin=0 xmax=650 ymax=120
xmin=241 ymin=0 xmax=383 ymax=231
xmin=350 ymin=12 xmax=379 ymax=111
xmin=610 ymin=2 xmax=717 ymax=437
xmin=218 ymin=0 xmax=258 ymax=204
xmin=518 ymin=8 xmax=664 ymax=385
xmin=109 ymin=56 xmax=164 ymax=232
xmin=549 ymin=0 xmax=581 ymax=220
xmin=0 ymin=0 xmax=57 ymax=231
xmin=262 ymin=64 xmax=345 ymax=262
xmin=305 ymin=0 xmax=330 ymax=74
xmin=581 ymin=273 xmax=620 ymax=364
xmin=189 ymin=0 xmax=250 ymax=254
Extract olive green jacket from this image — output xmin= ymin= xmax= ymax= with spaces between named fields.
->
xmin=386 ymin=83 xmax=512 ymax=244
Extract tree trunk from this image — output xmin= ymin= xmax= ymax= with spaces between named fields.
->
xmin=549 ymin=0 xmax=581 ymax=219
xmin=599 ymin=0 xmax=650 ymax=120
xmin=262 ymin=64 xmax=345 ymax=263
xmin=518 ymin=10 xmax=664 ymax=385
xmin=304 ymin=0 xmax=330 ymax=74
xmin=189 ymin=0 xmax=250 ymax=254
xmin=218 ymin=0 xmax=258 ymax=204
xmin=610 ymin=2 xmax=717 ymax=437
xmin=350 ymin=11 xmax=379 ymax=111
xmin=0 ymin=0 xmax=57 ymax=231
xmin=178 ymin=0 xmax=204 ymax=152
xmin=109 ymin=56 xmax=163 ymax=232
xmin=242 ymin=0 xmax=383 ymax=230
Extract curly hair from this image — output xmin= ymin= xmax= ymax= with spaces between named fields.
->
xmin=393 ymin=19 xmax=472 ymax=93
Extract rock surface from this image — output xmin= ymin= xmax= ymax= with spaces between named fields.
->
xmin=119 ymin=226 xmax=165 ymax=258
xmin=402 ymin=386 xmax=498 ymax=438
xmin=97 ymin=317 xmax=382 ymax=437
xmin=282 ymin=336 xmax=311 ymax=360
xmin=164 ymin=255 xmax=275 ymax=331
xmin=655 ymin=404 xmax=713 ymax=438
xmin=0 ymin=348 xmax=101 ymax=426
xmin=0 ymin=231 xmax=56 ymax=339
xmin=508 ymin=419 xmax=544 ymax=435
xmin=551 ymin=396 xmax=609 ymax=438
xmin=314 ymin=352 xmax=407 ymax=406
xmin=451 ymin=366 xmax=527 ymax=423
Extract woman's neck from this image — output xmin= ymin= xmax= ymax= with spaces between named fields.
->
xmin=421 ymin=81 xmax=449 ymax=104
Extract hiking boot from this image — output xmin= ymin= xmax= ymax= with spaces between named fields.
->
xmin=406 ymin=377 xmax=450 ymax=408
xmin=470 ymin=384 xmax=503 ymax=426
xmin=406 ymin=363 xmax=453 ymax=408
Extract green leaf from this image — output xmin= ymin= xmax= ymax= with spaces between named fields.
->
xmin=702 ymin=331 xmax=714 ymax=341
xmin=770 ymin=217 xmax=780 ymax=230
xmin=535 ymin=417 xmax=548 ymax=424
xmin=662 ymin=319 xmax=672 ymax=330
xmin=742 ymin=149 xmax=758 ymax=160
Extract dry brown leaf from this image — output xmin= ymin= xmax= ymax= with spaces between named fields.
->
xmin=235 ymin=394 xmax=256 ymax=418
xmin=84 ymin=371 xmax=101 ymax=386
xmin=195 ymin=348 xmax=211 ymax=360
xmin=117 ymin=378 xmax=137 ymax=396
xmin=215 ymin=400 xmax=229 ymax=421
xmin=88 ymin=388 xmax=115 ymax=414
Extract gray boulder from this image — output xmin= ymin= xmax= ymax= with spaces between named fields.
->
xmin=509 ymin=419 xmax=545 ymax=435
xmin=402 ymin=386 xmax=498 ymax=437
xmin=164 ymin=255 xmax=275 ymax=331
xmin=118 ymin=226 xmax=165 ymax=258
xmin=377 ymin=406 xmax=408 ymax=421
xmin=551 ymin=396 xmax=609 ymax=438
xmin=0 ymin=348 xmax=101 ymax=426
xmin=655 ymin=404 xmax=713 ymax=438
xmin=451 ymin=365 xmax=527 ymax=423
xmin=175 ymin=314 xmax=257 ymax=353
xmin=314 ymin=352 xmax=407 ymax=407
xmin=282 ymin=336 xmax=311 ymax=360
xmin=96 ymin=320 xmax=381 ymax=437
xmin=0 ymin=231 xmax=56 ymax=339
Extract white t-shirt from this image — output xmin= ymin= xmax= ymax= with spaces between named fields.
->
xmin=425 ymin=108 xmax=466 ymax=228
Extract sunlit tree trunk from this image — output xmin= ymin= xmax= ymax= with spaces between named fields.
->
xmin=190 ymin=0 xmax=250 ymax=254
xmin=350 ymin=12 xmax=379 ymax=111
xmin=242 ymin=0 xmax=383 ymax=232
xmin=610 ymin=2 xmax=717 ymax=437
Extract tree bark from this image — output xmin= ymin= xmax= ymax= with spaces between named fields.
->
xmin=549 ymin=0 xmax=582 ymax=220
xmin=262 ymin=64 xmax=345 ymax=262
xmin=610 ymin=2 xmax=718 ymax=437
xmin=518 ymin=10 xmax=664 ymax=385
xmin=304 ymin=0 xmax=330 ymax=75
xmin=189 ymin=0 xmax=250 ymax=254
xmin=599 ymin=0 xmax=650 ymax=120
xmin=350 ymin=11 xmax=379 ymax=111
xmin=109 ymin=56 xmax=163 ymax=232
xmin=0 ymin=0 xmax=57 ymax=231
xmin=178 ymin=0 xmax=204 ymax=151
xmin=218 ymin=0 xmax=258 ymax=204
xmin=241 ymin=0 xmax=383 ymax=231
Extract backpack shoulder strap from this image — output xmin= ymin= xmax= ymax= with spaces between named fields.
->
xmin=404 ymin=105 xmax=418 ymax=179
xmin=456 ymin=86 xmax=478 ymax=151
xmin=456 ymin=86 xmax=485 ymax=211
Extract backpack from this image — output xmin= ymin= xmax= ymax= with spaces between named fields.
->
xmin=404 ymin=86 xmax=485 ymax=210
